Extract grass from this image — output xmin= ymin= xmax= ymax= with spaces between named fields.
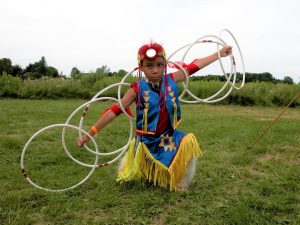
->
xmin=0 ymin=99 xmax=299 ymax=224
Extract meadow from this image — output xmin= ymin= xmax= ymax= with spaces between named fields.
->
xmin=0 ymin=99 xmax=299 ymax=224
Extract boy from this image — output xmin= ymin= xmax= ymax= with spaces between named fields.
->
xmin=78 ymin=42 xmax=232 ymax=191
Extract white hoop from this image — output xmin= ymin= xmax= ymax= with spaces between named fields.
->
xmin=62 ymin=97 xmax=133 ymax=167
xmin=20 ymin=124 xmax=99 ymax=192
xmin=167 ymin=30 xmax=245 ymax=103
xmin=118 ymin=68 xmax=138 ymax=119
xmin=217 ymin=29 xmax=245 ymax=90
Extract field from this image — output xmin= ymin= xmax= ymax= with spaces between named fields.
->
xmin=0 ymin=99 xmax=299 ymax=224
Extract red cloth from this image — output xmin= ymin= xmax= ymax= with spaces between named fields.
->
xmin=185 ymin=63 xmax=199 ymax=75
xmin=168 ymin=60 xmax=199 ymax=75
xmin=102 ymin=104 xmax=133 ymax=117
xmin=131 ymin=74 xmax=174 ymax=135
xmin=156 ymin=100 xmax=173 ymax=134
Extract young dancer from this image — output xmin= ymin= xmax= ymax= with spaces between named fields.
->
xmin=77 ymin=42 xmax=232 ymax=191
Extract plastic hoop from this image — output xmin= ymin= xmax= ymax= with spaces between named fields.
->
xmin=118 ymin=68 xmax=138 ymax=119
xmin=20 ymin=124 xmax=99 ymax=192
xmin=62 ymin=97 xmax=133 ymax=168
xmin=167 ymin=31 xmax=245 ymax=103
xmin=217 ymin=28 xmax=245 ymax=90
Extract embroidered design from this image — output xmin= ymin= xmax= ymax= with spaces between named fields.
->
xmin=159 ymin=134 xmax=176 ymax=152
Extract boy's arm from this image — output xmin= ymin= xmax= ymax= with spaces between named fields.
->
xmin=172 ymin=45 xmax=232 ymax=83
xmin=77 ymin=88 xmax=136 ymax=147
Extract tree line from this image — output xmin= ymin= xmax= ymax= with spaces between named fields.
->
xmin=0 ymin=57 xmax=62 ymax=80
xmin=0 ymin=57 xmax=128 ymax=80
xmin=0 ymin=57 xmax=296 ymax=84
xmin=190 ymin=72 xmax=295 ymax=84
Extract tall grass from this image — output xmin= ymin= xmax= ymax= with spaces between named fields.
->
xmin=0 ymin=72 xmax=22 ymax=97
xmin=178 ymin=80 xmax=300 ymax=107
xmin=0 ymin=72 xmax=299 ymax=107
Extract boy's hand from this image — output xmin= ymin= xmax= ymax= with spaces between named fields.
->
xmin=220 ymin=46 xmax=232 ymax=57
xmin=77 ymin=135 xmax=89 ymax=147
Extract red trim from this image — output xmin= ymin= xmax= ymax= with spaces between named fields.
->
xmin=136 ymin=129 xmax=156 ymax=135
xmin=97 ymin=162 xmax=109 ymax=167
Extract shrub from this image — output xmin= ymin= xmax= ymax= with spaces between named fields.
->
xmin=0 ymin=72 xmax=299 ymax=107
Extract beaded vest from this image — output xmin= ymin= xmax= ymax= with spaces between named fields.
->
xmin=136 ymin=74 xmax=181 ymax=135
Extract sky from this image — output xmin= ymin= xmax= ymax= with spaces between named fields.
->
xmin=1 ymin=0 xmax=300 ymax=82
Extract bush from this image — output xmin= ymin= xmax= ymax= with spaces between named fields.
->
xmin=0 ymin=72 xmax=299 ymax=107
xmin=0 ymin=72 xmax=22 ymax=97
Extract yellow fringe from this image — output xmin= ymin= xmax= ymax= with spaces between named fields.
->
xmin=173 ymin=103 xmax=177 ymax=129
xmin=117 ymin=138 xmax=143 ymax=182
xmin=117 ymin=133 xmax=202 ymax=191
xmin=168 ymin=133 xmax=202 ymax=191
xmin=143 ymin=109 xmax=148 ymax=131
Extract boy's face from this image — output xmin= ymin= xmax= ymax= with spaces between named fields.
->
xmin=141 ymin=57 xmax=165 ymax=83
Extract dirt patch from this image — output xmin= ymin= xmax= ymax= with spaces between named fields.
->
xmin=258 ymin=149 xmax=300 ymax=165
xmin=203 ymin=105 xmax=300 ymax=121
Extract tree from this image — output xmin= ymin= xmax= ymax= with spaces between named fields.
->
xmin=11 ymin=65 xmax=23 ymax=77
xmin=115 ymin=69 xmax=127 ymax=77
xmin=260 ymin=72 xmax=274 ymax=82
xmin=46 ymin=66 xmax=59 ymax=78
xmin=38 ymin=56 xmax=47 ymax=75
xmin=70 ymin=67 xmax=81 ymax=79
xmin=0 ymin=58 xmax=13 ymax=75
xmin=96 ymin=65 xmax=111 ymax=75
xmin=282 ymin=76 xmax=294 ymax=84
xmin=25 ymin=63 xmax=41 ymax=79
xmin=24 ymin=56 xmax=48 ymax=79
xmin=23 ymin=56 xmax=61 ymax=79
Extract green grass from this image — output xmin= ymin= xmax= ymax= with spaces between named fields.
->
xmin=0 ymin=99 xmax=299 ymax=224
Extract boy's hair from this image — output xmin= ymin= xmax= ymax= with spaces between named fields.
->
xmin=137 ymin=42 xmax=166 ymax=66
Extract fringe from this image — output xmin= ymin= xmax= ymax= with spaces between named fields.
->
xmin=117 ymin=133 xmax=202 ymax=191
xmin=168 ymin=133 xmax=202 ymax=190
xmin=117 ymin=138 xmax=143 ymax=182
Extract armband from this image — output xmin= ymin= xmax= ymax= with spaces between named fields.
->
xmin=184 ymin=60 xmax=200 ymax=75
xmin=102 ymin=104 xmax=133 ymax=117
xmin=91 ymin=126 xmax=99 ymax=134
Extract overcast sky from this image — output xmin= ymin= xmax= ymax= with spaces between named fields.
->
xmin=1 ymin=0 xmax=300 ymax=82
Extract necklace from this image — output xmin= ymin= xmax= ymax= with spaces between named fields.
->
xmin=145 ymin=78 xmax=161 ymax=92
